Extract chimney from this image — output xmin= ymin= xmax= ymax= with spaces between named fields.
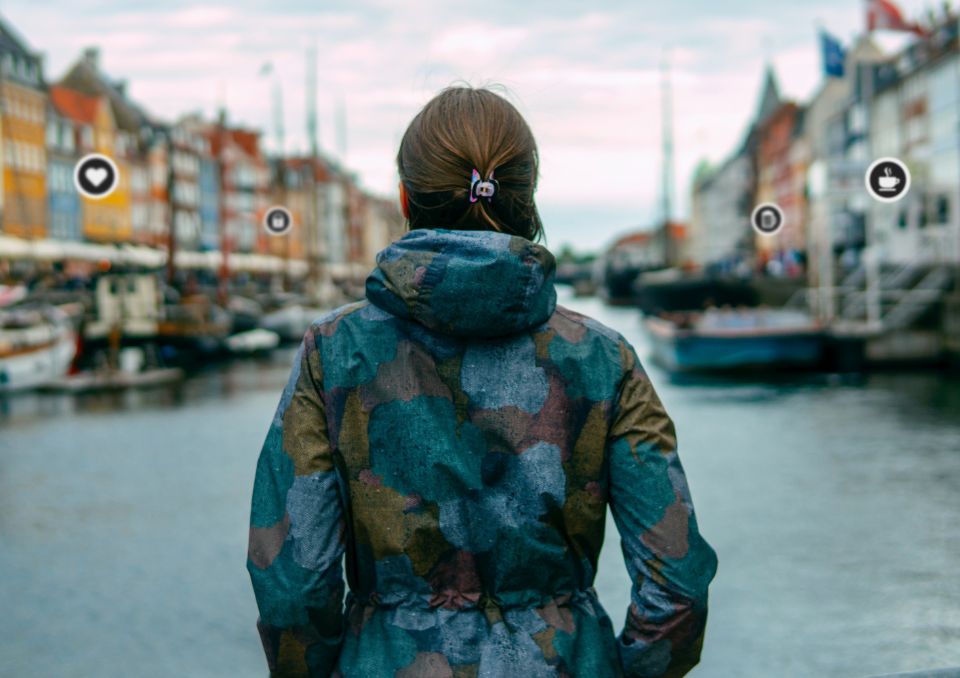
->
xmin=82 ymin=47 xmax=99 ymax=69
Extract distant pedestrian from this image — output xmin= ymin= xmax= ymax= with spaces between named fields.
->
xmin=247 ymin=86 xmax=717 ymax=678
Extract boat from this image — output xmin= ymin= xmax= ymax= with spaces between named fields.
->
xmin=84 ymin=273 xmax=160 ymax=345
xmin=44 ymin=366 xmax=185 ymax=394
xmin=157 ymin=293 xmax=232 ymax=356
xmin=227 ymin=295 xmax=263 ymax=334
xmin=633 ymin=270 xmax=759 ymax=315
xmin=0 ymin=305 xmax=78 ymax=391
xmin=259 ymin=297 xmax=330 ymax=343
xmin=225 ymin=328 xmax=280 ymax=355
xmin=644 ymin=308 xmax=825 ymax=372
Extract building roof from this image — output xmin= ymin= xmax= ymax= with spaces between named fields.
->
xmin=0 ymin=13 xmax=38 ymax=60
xmin=230 ymin=129 xmax=261 ymax=158
xmin=611 ymin=231 xmax=653 ymax=249
xmin=667 ymin=221 xmax=687 ymax=241
xmin=49 ymin=85 xmax=100 ymax=125
xmin=283 ymin=155 xmax=334 ymax=182
xmin=205 ymin=125 xmax=264 ymax=161
xmin=58 ymin=48 xmax=151 ymax=135
xmin=0 ymin=13 xmax=44 ymax=88
xmin=755 ymin=65 xmax=782 ymax=124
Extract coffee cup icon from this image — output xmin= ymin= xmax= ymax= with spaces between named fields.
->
xmin=878 ymin=167 xmax=900 ymax=192
xmin=866 ymin=158 xmax=910 ymax=203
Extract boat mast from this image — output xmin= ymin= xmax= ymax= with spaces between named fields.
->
xmin=216 ymin=106 xmax=230 ymax=306
xmin=660 ymin=50 xmax=676 ymax=265
xmin=306 ymin=43 xmax=320 ymax=297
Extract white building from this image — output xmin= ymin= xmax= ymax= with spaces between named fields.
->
xmin=867 ymin=24 xmax=960 ymax=265
xmin=689 ymin=153 xmax=754 ymax=269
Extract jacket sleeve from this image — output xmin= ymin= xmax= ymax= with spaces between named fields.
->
xmin=247 ymin=326 xmax=346 ymax=677
xmin=606 ymin=338 xmax=718 ymax=678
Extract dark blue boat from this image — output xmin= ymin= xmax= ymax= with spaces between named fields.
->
xmin=644 ymin=309 xmax=825 ymax=372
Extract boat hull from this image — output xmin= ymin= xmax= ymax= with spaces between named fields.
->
xmin=645 ymin=317 xmax=824 ymax=372
xmin=0 ymin=331 xmax=77 ymax=391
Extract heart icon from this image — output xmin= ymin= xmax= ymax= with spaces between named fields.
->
xmin=85 ymin=167 xmax=108 ymax=187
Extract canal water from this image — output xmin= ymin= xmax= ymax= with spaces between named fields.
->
xmin=1 ymin=286 xmax=959 ymax=678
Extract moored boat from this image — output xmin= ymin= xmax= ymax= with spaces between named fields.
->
xmin=0 ymin=305 xmax=78 ymax=391
xmin=644 ymin=308 xmax=825 ymax=372
xmin=43 ymin=366 xmax=185 ymax=394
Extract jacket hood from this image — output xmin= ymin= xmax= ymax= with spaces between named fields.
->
xmin=365 ymin=228 xmax=557 ymax=338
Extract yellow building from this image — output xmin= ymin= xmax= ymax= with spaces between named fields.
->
xmin=0 ymin=20 xmax=47 ymax=239
xmin=50 ymin=85 xmax=131 ymax=242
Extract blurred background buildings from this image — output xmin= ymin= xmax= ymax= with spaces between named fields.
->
xmin=0 ymin=18 xmax=405 ymax=306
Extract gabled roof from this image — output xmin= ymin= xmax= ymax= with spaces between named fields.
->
xmin=49 ymin=85 xmax=101 ymax=125
xmin=230 ymin=129 xmax=261 ymax=158
xmin=755 ymin=65 xmax=782 ymax=124
xmin=58 ymin=49 xmax=151 ymax=135
xmin=0 ymin=13 xmax=44 ymax=88
xmin=0 ymin=13 xmax=38 ymax=60
xmin=611 ymin=230 xmax=653 ymax=249
xmin=283 ymin=155 xmax=334 ymax=182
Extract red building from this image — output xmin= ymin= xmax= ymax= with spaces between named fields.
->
xmin=755 ymin=100 xmax=808 ymax=270
xmin=203 ymin=117 xmax=269 ymax=255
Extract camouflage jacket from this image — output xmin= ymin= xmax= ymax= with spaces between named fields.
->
xmin=247 ymin=228 xmax=717 ymax=678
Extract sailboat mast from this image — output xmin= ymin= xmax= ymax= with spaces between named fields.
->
xmin=307 ymin=44 xmax=318 ymax=159
xmin=306 ymin=44 xmax=320 ymax=293
xmin=660 ymin=50 xmax=676 ymax=262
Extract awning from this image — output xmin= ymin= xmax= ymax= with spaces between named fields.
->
xmin=121 ymin=244 xmax=167 ymax=268
xmin=0 ymin=235 xmax=31 ymax=258
xmin=0 ymin=234 xmax=309 ymax=277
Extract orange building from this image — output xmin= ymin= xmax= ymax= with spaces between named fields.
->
xmin=268 ymin=156 xmax=335 ymax=262
xmin=0 ymin=19 xmax=47 ymax=239
xmin=49 ymin=85 xmax=132 ymax=242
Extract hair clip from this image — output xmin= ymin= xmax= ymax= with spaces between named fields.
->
xmin=469 ymin=169 xmax=498 ymax=203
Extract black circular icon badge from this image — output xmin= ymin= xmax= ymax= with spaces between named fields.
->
xmin=865 ymin=157 xmax=910 ymax=203
xmin=74 ymin=153 xmax=119 ymax=199
xmin=751 ymin=203 xmax=784 ymax=236
xmin=264 ymin=206 xmax=293 ymax=236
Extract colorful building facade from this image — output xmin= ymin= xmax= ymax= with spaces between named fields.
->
xmin=46 ymin=94 xmax=80 ymax=241
xmin=50 ymin=85 xmax=131 ymax=243
xmin=0 ymin=20 xmax=46 ymax=239
xmin=755 ymin=100 xmax=807 ymax=273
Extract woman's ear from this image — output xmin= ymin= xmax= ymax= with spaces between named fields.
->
xmin=399 ymin=181 xmax=410 ymax=220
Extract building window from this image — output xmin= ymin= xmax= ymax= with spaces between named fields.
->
xmin=46 ymin=119 xmax=58 ymax=147
xmin=934 ymin=194 xmax=950 ymax=226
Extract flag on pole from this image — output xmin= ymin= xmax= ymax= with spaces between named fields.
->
xmin=819 ymin=29 xmax=846 ymax=78
xmin=866 ymin=0 xmax=927 ymax=36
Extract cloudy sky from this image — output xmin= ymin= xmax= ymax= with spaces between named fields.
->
xmin=1 ymin=0 xmax=932 ymax=252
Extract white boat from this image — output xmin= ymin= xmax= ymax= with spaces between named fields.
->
xmin=0 ymin=306 xmax=78 ymax=391
xmin=261 ymin=303 xmax=330 ymax=343
xmin=225 ymin=328 xmax=280 ymax=355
